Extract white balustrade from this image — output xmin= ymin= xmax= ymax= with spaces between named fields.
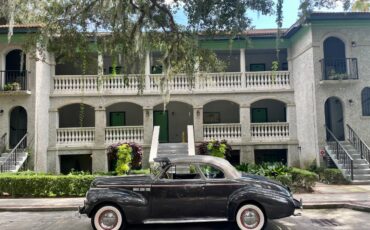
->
xmin=246 ymin=71 xmax=290 ymax=89
xmin=203 ymin=123 xmax=242 ymax=142
xmin=198 ymin=72 xmax=243 ymax=90
xmin=100 ymin=75 xmax=143 ymax=92
xmin=54 ymin=75 xmax=98 ymax=93
xmin=53 ymin=71 xmax=291 ymax=94
xmin=56 ymin=127 xmax=95 ymax=145
xmin=149 ymin=74 xmax=193 ymax=92
xmin=105 ymin=126 xmax=144 ymax=144
xmin=251 ymin=122 xmax=289 ymax=141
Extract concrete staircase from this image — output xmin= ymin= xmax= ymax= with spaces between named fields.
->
xmin=157 ymin=143 xmax=188 ymax=157
xmin=0 ymin=151 xmax=28 ymax=173
xmin=326 ymin=142 xmax=370 ymax=185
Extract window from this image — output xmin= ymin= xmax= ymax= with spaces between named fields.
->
xmin=362 ymin=87 xmax=370 ymax=116
xmin=160 ymin=164 xmax=201 ymax=180
xmin=199 ymin=164 xmax=225 ymax=179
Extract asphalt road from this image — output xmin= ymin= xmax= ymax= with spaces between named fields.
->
xmin=0 ymin=209 xmax=369 ymax=230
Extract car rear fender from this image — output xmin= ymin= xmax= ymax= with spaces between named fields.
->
xmin=227 ymin=186 xmax=293 ymax=220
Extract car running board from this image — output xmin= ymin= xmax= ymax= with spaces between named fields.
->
xmin=144 ymin=218 xmax=228 ymax=224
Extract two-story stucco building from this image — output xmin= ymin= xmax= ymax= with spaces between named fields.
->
xmin=1 ymin=12 xmax=370 ymax=181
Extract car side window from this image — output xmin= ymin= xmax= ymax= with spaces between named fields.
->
xmin=199 ymin=164 xmax=225 ymax=179
xmin=160 ymin=164 xmax=201 ymax=180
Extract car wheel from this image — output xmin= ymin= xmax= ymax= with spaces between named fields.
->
xmin=92 ymin=205 xmax=124 ymax=230
xmin=236 ymin=204 xmax=265 ymax=230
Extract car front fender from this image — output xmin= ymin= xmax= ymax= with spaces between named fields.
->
xmin=227 ymin=186 xmax=296 ymax=220
xmin=84 ymin=187 xmax=149 ymax=223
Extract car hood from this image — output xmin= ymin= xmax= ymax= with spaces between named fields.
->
xmin=91 ymin=175 xmax=153 ymax=188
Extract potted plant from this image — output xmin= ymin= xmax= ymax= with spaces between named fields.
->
xmin=11 ymin=82 xmax=20 ymax=91
xmin=3 ymin=83 xmax=13 ymax=91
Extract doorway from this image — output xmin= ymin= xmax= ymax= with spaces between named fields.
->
xmin=325 ymin=97 xmax=345 ymax=141
xmin=154 ymin=111 xmax=169 ymax=143
xmin=9 ymin=106 xmax=27 ymax=148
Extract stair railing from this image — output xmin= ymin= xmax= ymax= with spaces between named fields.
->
xmin=0 ymin=133 xmax=6 ymax=153
xmin=187 ymin=125 xmax=195 ymax=156
xmin=149 ymin=126 xmax=160 ymax=163
xmin=0 ymin=133 xmax=28 ymax=173
xmin=325 ymin=126 xmax=354 ymax=180
xmin=347 ymin=124 xmax=370 ymax=164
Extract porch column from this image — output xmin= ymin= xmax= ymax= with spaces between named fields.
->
xmin=48 ymin=109 xmax=59 ymax=148
xmin=143 ymin=107 xmax=153 ymax=145
xmin=193 ymin=106 xmax=203 ymax=144
xmin=97 ymin=52 xmax=104 ymax=75
xmin=287 ymin=104 xmax=297 ymax=141
xmin=95 ymin=108 xmax=106 ymax=146
xmin=240 ymin=48 xmax=246 ymax=88
xmin=145 ymin=51 xmax=151 ymax=91
xmin=240 ymin=105 xmax=251 ymax=143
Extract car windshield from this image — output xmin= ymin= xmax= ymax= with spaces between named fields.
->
xmin=150 ymin=163 xmax=165 ymax=178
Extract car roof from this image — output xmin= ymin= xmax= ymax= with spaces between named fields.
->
xmin=154 ymin=155 xmax=241 ymax=179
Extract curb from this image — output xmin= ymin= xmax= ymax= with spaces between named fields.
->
xmin=303 ymin=203 xmax=370 ymax=212
xmin=0 ymin=206 xmax=78 ymax=212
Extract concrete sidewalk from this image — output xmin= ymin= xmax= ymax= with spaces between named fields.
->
xmin=1 ymin=183 xmax=370 ymax=212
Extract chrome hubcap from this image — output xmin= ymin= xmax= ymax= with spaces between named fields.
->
xmin=241 ymin=209 xmax=260 ymax=229
xmin=99 ymin=210 xmax=118 ymax=229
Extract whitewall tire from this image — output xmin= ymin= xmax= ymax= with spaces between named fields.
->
xmin=236 ymin=204 xmax=265 ymax=230
xmin=92 ymin=205 xmax=124 ymax=230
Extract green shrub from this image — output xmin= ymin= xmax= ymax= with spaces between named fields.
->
xmin=198 ymin=140 xmax=232 ymax=158
xmin=290 ymin=168 xmax=319 ymax=192
xmin=116 ymin=144 xmax=132 ymax=175
xmin=320 ymin=168 xmax=349 ymax=184
xmin=129 ymin=169 xmax=150 ymax=175
xmin=0 ymin=174 xmax=94 ymax=197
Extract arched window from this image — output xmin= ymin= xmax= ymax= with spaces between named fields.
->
xmin=362 ymin=87 xmax=370 ymax=116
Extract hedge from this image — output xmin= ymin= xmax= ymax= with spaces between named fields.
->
xmin=0 ymin=174 xmax=95 ymax=197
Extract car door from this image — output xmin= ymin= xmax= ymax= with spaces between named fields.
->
xmin=150 ymin=163 xmax=206 ymax=219
xmin=199 ymin=164 xmax=239 ymax=218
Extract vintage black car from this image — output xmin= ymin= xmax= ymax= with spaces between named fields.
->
xmin=79 ymin=155 xmax=302 ymax=230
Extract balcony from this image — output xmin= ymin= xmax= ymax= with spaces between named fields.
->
xmin=0 ymin=70 xmax=30 ymax=95
xmin=105 ymin=126 xmax=144 ymax=144
xmin=251 ymin=122 xmax=289 ymax=142
xmin=320 ymin=58 xmax=358 ymax=81
xmin=52 ymin=71 xmax=291 ymax=95
xmin=203 ymin=123 xmax=242 ymax=143
xmin=56 ymin=127 xmax=95 ymax=146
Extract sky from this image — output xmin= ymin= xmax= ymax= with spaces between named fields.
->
xmin=173 ymin=0 xmax=345 ymax=29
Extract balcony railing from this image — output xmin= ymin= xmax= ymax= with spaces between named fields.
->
xmin=52 ymin=71 xmax=291 ymax=95
xmin=251 ymin=122 xmax=289 ymax=141
xmin=105 ymin=126 xmax=144 ymax=144
xmin=56 ymin=127 xmax=95 ymax=146
xmin=320 ymin=58 xmax=358 ymax=80
xmin=0 ymin=70 xmax=29 ymax=91
xmin=203 ymin=123 xmax=242 ymax=142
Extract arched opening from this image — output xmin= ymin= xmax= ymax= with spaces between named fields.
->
xmin=325 ymin=97 xmax=345 ymax=141
xmin=203 ymin=100 xmax=239 ymax=124
xmin=5 ymin=49 xmax=27 ymax=90
xmin=322 ymin=37 xmax=348 ymax=80
xmin=9 ymin=106 xmax=27 ymax=148
xmin=58 ymin=103 xmax=95 ymax=127
xmin=153 ymin=102 xmax=193 ymax=143
xmin=250 ymin=99 xmax=286 ymax=123
xmin=106 ymin=102 xmax=143 ymax=126
xmin=362 ymin=87 xmax=370 ymax=116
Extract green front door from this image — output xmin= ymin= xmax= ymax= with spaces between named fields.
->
xmin=251 ymin=108 xmax=268 ymax=123
xmin=153 ymin=111 xmax=169 ymax=143
xmin=110 ymin=112 xmax=125 ymax=126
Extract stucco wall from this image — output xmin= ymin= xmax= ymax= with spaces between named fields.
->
xmin=290 ymin=26 xmax=319 ymax=167
xmin=312 ymin=23 xmax=370 ymax=149
xmin=106 ymin=102 xmax=143 ymax=126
